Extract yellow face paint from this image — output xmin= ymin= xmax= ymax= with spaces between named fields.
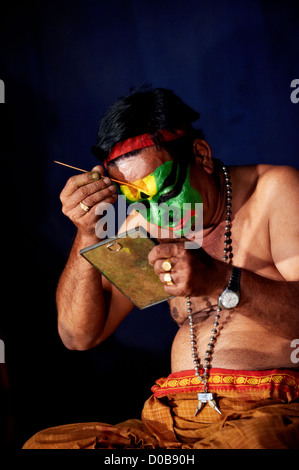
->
xmin=119 ymin=161 xmax=174 ymax=202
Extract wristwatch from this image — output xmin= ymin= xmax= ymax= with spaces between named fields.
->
xmin=218 ymin=266 xmax=241 ymax=309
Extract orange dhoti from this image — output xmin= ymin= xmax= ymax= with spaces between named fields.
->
xmin=22 ymin=368 xmax=299 ymax=449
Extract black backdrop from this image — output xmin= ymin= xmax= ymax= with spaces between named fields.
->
xmin=0 ymin=0 xmax=298 ymax=451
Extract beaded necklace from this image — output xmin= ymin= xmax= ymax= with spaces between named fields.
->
xmin=187 ymin=164 xmax=232 ymax=416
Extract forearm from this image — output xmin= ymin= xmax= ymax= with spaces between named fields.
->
xmin=239 ymin=269 xmax=299 ymax=338
xmin=189 ymin=253 xmax=299 ymax=338
xmin=56 ymin=232 xmax=107 ymax=350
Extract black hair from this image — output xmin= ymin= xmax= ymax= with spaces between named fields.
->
xmin=91 ymin=86 xmax=204 ymax=165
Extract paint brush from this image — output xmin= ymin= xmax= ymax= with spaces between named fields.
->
xmin=54 ymin=160 xmax=142 ymax=191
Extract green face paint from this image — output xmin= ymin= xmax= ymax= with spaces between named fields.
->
xmin=119 ymin=161 xmax=174 ymax=202
xmin=118 ymin=161 xmax=202 ymax=238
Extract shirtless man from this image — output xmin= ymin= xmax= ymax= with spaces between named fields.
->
xmin=24 ymin=87 xmax=299 ymax=449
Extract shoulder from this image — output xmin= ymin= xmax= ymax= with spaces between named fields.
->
xmin=232 ymin=164 xmax=299 ymax=205
xmin=254 ymin=164 xmax=299 ymax=212
xmin=255 ymin=165 xmax=299 ymax=280
xmin=256 ymin=164 xmax=299 ymax=191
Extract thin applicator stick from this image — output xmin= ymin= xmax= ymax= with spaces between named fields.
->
xmin=53 ymin=160 xmax=142 ymax=191
xmin=54 ymin=161 xmax=88 ymax=173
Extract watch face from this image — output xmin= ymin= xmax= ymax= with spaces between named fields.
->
xmin=220 ymin=291 xmax=239 ymax=309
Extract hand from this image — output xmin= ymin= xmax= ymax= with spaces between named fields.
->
xmin=59 ymin=165 xmax=117 ymax=241
xmin=148 ymin=242 xmax=224 ymax=298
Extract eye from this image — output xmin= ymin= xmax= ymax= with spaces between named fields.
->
xmin=140 ymin=192 xmax=150 ymax=199
xmin=158 ymin=163 xmax=188 ymax=204
xmin=158 ymin=188 xmax=177 ymax=203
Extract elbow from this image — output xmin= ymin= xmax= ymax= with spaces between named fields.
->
xmin=57 ymin=322 xmax=103 ymax=351
xmin=59 ymin=333 xmax=101 ymax=351
xmin=59 ymin=337 xmax=90 ymax=351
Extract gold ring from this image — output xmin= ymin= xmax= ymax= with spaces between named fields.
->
xmin=80 ymin=201 xmax=90 ymax=212
xmin=162 ymin=259 xmax=172 ymax=272
xmin=163 ymin=272 xmax=174 ymax=285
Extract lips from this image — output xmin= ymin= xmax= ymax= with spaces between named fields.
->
xmin=169 ymin=209 xmax=196 ymax=232
xmin=150 ymin=209 xmax=196 ymax=232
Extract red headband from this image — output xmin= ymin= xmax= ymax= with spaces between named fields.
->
xmin=104 ymin=129 xmax=186 ymax=168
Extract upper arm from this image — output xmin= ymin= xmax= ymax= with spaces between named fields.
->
xmin=266 ymin=166 xmax=299 ymax=281
xmin=97 ymin=279 xmax=136 ymax=342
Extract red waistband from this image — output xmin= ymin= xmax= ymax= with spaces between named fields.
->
xmin=151 ymin=368 xmax=299 ymax=399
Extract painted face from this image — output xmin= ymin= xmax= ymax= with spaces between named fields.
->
xmin=118 ymin=160 xmax=203 ymax=237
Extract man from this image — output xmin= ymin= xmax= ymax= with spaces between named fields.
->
xmin=23 ymin=87 xmax=299 ymax=449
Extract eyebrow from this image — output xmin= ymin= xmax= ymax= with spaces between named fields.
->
xmin=159 ymin=161 xmax=179 ymax=192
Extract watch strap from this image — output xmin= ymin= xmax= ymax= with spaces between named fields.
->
xmin=227 ymin=266 xmax=241 ymax=292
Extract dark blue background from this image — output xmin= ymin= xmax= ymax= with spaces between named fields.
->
xmin=0 ymin=0 xmax=298 ymax=451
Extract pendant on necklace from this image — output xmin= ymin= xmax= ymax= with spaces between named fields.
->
xmin=189 ymin=163 xmax=231 ymax=418
xmin=194 ymin=392 xmax=222 ymax=416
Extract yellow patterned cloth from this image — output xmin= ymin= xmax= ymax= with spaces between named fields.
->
xmin=23 ymin=369 xmax=299 ymax=449
xmin=151 ymin=368 xmax=299 ymax=401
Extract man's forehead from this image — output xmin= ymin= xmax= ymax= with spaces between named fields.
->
xmin=108 ymin=147 xmax=172 ymax=182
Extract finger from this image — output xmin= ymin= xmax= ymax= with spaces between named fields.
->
xmin=61 ymin=166 xmax=104 ymax=198
xmin=148 ymin=243 xmax=184 ymax=266
xmin=81 ymin=181 xmax=117 ymax=208
xmin=158 ymin=272 xmax=185 ymax=296
xmin=72 ymin=192 xmax=118 ymax=219
xmin=91 ymin=165 xmax=105 ymax=176
xmin=159 ymin=272 xmax=177 ymax=285
xmin=153 ymin=257 xmax=178 ymax=275
xmin=62 ymin=177 xmax=116 ymax=212
xmin=163 ymin=283 xmax=185 ymax=296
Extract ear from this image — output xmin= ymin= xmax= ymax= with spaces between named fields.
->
xmin=192 ymin=139 xmax=214 ymax=174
